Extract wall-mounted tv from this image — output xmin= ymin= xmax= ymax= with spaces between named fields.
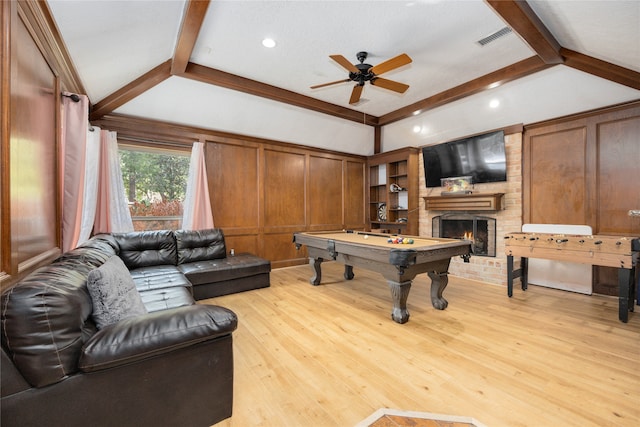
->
xmin=422 ymin=130 xmax=506 ymax=188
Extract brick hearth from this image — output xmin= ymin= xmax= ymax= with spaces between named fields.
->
xmin=419 ymin=132 xmax=523 ymax=286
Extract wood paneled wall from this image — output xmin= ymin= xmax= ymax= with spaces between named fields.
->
xmin=94 ymin=115 xmax=367 ymax=269
xmin=523 ymin=101 xmax=640 ymax=294
xmin=205 ymin=137 xmax=366 ymax=268
xmin=1 ymin=1 xmax=77 ymax=290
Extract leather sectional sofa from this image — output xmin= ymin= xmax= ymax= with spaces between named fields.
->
xmin=1 ymin=228 xmax=270 ymax=427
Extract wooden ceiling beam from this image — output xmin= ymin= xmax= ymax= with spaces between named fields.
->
xmin=180 ymin=62 xmax=379 ymax=126
xmin=379 ymin=56 xmax=551 ymax=126
xmin=89 ymin=60 xmax=172 ymax=121
xmin=88 ymin=0 xmax=637 ymax=131
xmin=486 ymin=0 xmax=563 ymax=65
xmin=561 ymin=48 xmax=640 ymax=91
xmin=172 ymin=0 xmax=210 ymax=75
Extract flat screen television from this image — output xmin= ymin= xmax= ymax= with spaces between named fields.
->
xmin=422 ymin=130 xmax=506 ymax=188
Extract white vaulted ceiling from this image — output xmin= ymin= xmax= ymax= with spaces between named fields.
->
xmin=46 ymin=0 xmax=640 ymax=156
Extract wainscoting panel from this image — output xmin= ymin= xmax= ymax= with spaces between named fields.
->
xmin=308 ymin=155 xmax=344 ymax=230
xmin=203 ymin=137 xmax=366 ymax=265
xmin=206 ymin=142 xmax=260 ymax=229
xmin=344 ymin=160 xmax=366 ymax=230
xmin=264 ymin=149 xmax=306 ymax=229
xmin=224 ymin=234 xmax=259 ymax=258
xmin=596 ymin=115 xmax=640 ymax=236
xmin=524 ymin=102 xmax=640 ymax=295
xmin=263 ymin=232 xmax=306 ymax=268
xmin=3 ymin=5 xmax=62 ymax=291
xmin=527 ymin=126 xmax=588 ymax=225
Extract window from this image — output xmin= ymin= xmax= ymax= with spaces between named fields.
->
xmin=119 ymin=145 xmax=190 ymax=231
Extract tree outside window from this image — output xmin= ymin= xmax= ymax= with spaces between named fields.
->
xmin=119 ymin=145 xmax=190 ymax=231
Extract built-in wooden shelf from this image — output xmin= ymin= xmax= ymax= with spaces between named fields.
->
xmin=368 ymin=148 xmax=419 ymax=235
xmin=424 ymin=193 xmax=504 ymax=211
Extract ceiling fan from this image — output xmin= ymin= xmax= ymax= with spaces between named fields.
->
xmin=311 ymin=51 xmax=412 ymax=105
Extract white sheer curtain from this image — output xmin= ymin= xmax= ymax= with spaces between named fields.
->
xmin=94 ymin=130 xmax=134 ymax=234
xmin=182 ymin=142 xmax=214 ymax=230
xmin=79 ymin=127 xmax=101 ymax=241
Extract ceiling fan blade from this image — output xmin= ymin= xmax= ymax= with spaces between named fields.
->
xmin=349 ymin=85 xmax=364 ymax=105
xmin=371 ymin=77 xmax=410 ymax=94
xmin=370 ymin=53 xmax=412 ymax=75
xmin=329 ymin=54 xmax=360 ymax=73
xmin=310 ymin=79 xmax=351 ymax=89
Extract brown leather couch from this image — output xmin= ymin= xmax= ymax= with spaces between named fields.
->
xmin=0 ymin=229 xmax=252 ymax=427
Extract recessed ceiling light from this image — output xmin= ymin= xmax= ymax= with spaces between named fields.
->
xmin=413 ymin=110 xmax=422 ymax=116
xmin=489 ymin=99 xmax=500 ymax=109
xmin=262 ymin=38 xmax=276 ymax=48
xmin=413 ymin=125 xmax=422 ymax=133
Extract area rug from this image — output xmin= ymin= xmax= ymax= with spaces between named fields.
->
xmin=355 ymin=408 xmax=487 ymax=427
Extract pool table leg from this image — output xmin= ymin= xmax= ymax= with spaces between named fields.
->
xmin=428 ymin=271 xmax=449 ymax=310
xmin=344 ymin=265 xmax=354 ymax=280
xmin=387 ymin=280 xmax=412 ymax=324
xmin=309 ymin=257 xmax=323 ymax=286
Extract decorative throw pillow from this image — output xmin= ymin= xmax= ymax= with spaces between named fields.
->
xmin=87 ymin=256 xmax=147 ymax=329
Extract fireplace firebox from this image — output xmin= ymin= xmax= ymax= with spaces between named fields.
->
xmin=432 ymin=213 xmax=496 ymax=257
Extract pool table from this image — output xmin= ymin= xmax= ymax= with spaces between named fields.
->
xmin=293 ymin=230 xmax=472 ymax=324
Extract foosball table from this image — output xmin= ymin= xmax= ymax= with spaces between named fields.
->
xmin=504 ymin=232 xmax=640 ymax=323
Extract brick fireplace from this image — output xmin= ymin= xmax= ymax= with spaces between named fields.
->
xmin=419 ymin=132 xmax=523 ymax=286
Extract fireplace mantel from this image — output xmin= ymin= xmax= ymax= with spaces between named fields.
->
xmin=423 ymin=193 xmax=504 ymax=211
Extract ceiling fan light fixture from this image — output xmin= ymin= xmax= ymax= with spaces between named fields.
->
xmin=311 ymin=51 xmax=412 ymax=105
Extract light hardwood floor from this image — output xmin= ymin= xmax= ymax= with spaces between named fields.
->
xmin=204 ymin=262 xmax=639 ymax=427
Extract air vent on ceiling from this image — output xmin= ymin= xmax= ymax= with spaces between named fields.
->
xmin=477 ymin=26 xmax=513 ymax=46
